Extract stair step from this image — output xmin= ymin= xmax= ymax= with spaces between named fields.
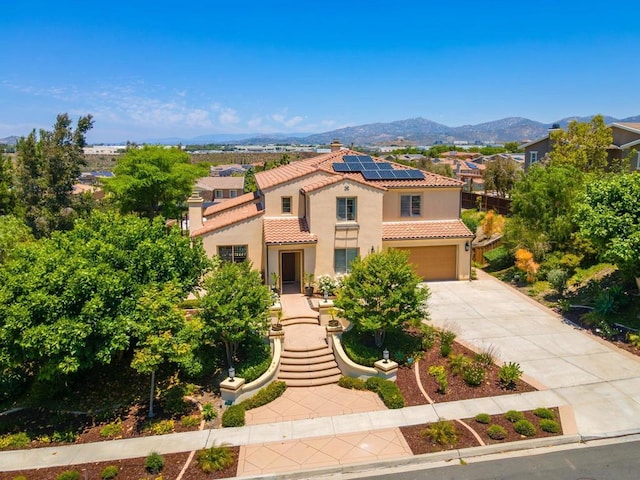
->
xmin=279 ymin=353 xmax=336 ymax=365
xmin=277 ymin=367 xmax=342 ymax=380
xmin=282 ymin=345 xmax=331 ymax=355
xmin=281 ymin=374 xmax=343 ymax=387
xmin=279 ymin=360 xmax=338 ymax=373
xmin=281 ymin=317 xmax=319 ymax=326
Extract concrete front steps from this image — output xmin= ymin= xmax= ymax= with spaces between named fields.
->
xmin=278 ymin=344 xmax=342 ymax=387
xmin=280 ymin=315 xmax=319 ymax=327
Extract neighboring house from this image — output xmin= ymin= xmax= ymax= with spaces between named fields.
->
xmin=195 ymin=176 xmax=245 ymax=202
xmin=209 ymin=164 xmax=248 ymax=176
xmin=72 ymin=183 xmax=105 ymax=200
xmin=523 ymin=122 xmax=640 ymax=171
xmin=189 ymin=142 xmax=473 ymax=293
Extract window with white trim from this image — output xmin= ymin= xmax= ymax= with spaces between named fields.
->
xmin=217 ymin=245 xmax=247 ymax=263
xmin=400 ymin=194 xmax=421 ymax=217
xmin=334 ymin=248 xmax=358 ymax=274
xmin=636 ymin=151 xmax=640 ymax=170
xmin=214 ymin=189 xmax=223 ymax=199
xmin=336 ymin=197 xmax=357 ymax=221
xmin=529 ymin=151 xmax=538 ymax=165
xmin=229 ymin=190 xmax=238 ymax=198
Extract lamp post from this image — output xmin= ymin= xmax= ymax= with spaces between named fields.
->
xmin=323 ymin=290 xmax=328 ymax=302
xmin=383 ymin=349 xmax=389 ymax=364
xmin=228 ymin=367 xmax=235 ymax=383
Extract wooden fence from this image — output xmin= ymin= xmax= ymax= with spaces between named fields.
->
xmin=462 ymin=192 xmax=512 ymax=215
xmin=472 ymin=236 xmax=503 ymax=265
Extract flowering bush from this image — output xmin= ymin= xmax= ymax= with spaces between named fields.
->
xmin=515 ymin=248 xmax=539 ymax=283
xmin=317 ymin=274 xmax=346 ymax=296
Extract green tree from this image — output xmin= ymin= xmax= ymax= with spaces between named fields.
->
xmin=504 ymin=142 xmax=523 ymax=153
xmin=243 ymin=167 xmax=258 ymax=193
xmin=0 ymin=215 xmax=33 ymax=263
xmin=0 ymin=148 xmax=16 ymax=215
xmin=103 ymin=145 xmax=208 ymax=219
xmin=508 ymin=164 xmax=584 ymax=251
xmin=482 ymin=156 xmax=521 ymax=198
xmin=0 ymin=211 xmax=209 ymax=382
xmin=574 ymin=174 xmax=640 ymax=280
xmin=334 ymin=249 xmax=430 ymax=347
xmin=131 ymin=283 xmax=203 ymax=417
xmin=199 ymin=261 xmax=271 ymax=366
xmin=549 ymin=115 xmax=614 ymax=172
xmin=14 ymin=114 xmax=94 ymax=237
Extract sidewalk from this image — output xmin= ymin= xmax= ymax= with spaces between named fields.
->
xmin=2 ymin=274 xmax=640 ymax=475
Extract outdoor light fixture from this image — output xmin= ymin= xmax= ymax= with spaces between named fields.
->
xmin=324 ymin=290 xmax=329 ymax=301
xmin=383 ymin=349 xmax=389 ymax=364
xmin=228 ymin=367 xmax=235 ymax=382
xmin=371 ymin=245 xmax=375 ymax=254
xmin=465 ymin=241 xmax=470 ymax=252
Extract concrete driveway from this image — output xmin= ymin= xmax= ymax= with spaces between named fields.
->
xmin=426 ymin=271 xmax=640 ymax=438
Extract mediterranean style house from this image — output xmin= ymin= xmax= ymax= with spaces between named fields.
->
xmin=523 ymin=122 xmax=640 ymax=171
xmin=188 ymin=142 xmax=473 ymax=292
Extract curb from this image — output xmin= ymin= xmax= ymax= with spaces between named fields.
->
xmin=236 ymin=434 xmax=583 ymax=480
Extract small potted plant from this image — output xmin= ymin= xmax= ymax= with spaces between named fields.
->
xmin=271 ymin=309 xmax=283 ymax=331
xmin=327 ymin=307 xmax=340 ymax=327
xmin=271 ymin=271 xmax=280 ymax=295
xmin=304 ymin=272 xmax=315 ymax=297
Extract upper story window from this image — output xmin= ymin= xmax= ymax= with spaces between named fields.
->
xmin=337 ymin=197 xmax=357 ymax=221
xmin=218 ymin=245 xmax=247 ymax=263
xmin=529 ymin=151 xmax=538 ymax=164
xmin=229 ymin=190 xmax=238 ymax=198
xmin=282 ymin=196 xmax=292 ymax=214
xmin=400 ymin=195 xmax=421 ymax=217
xmin=214 ymin=189 xmax=223 ymax=199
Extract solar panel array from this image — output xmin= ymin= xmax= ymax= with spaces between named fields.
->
xmin=332 ymin=155 xmax=424 ymax=180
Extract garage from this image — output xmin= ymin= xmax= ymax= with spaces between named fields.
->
xmin=402 ymin=245 xmax=457 ymax=281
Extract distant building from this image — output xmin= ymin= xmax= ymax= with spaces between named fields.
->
xmin=195 ymin=176 xmax=245 ymax=202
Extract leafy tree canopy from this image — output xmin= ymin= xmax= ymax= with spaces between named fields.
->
xmin=0 ymin=215 xmax=33 ymax=263
xmin=14 ymin=113 xmax=94 ymax=237
xmin=549 ymin=115 xmax=615 ymax=172
xmin=0 ymin=211 xmax=210 ymax=381
xmin=574 ymin=174 xmax=640 ymax=278
xmin=104 ymin=145 xmax=208 ymax=219
xmin=198 ymin=261 xmax=271 ymax=366
xmin=334 ymin=249 xmax=430 ymax=347
xmin=0 ymin=149 xmax=16 ymax=215
xmin=482 ymin=156 xmax=521 ymax=198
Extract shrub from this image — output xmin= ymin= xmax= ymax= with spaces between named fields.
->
xmin=462 ymin=363 xmax=486 ymax=387
xmin=420 ymin=324 xmax=438 ymax=350
xmin=236 ymin=339 xmax=271 ymax=382
xmin=364 ymin=377 xmax=405 ymax=409
xmin=487 ymin=424 xmax=507 ymax=440
xmin=547 ymin=269 xmax=569 ymax=296
xmin=180 ymin=415 xmax=201 ymax=427
xmin=317 ymin=274 xmax=339 ymax=296
xmin=533 ymin=407 xmax=555 ymax=420
xmin=160 ymin=385 xmax=191 ymax=417
xmin=99 ymin=420 xmax=123 ymax=438
xmin=222 ymin=404 xmax=245 ymax=427
xmin=51 ymin=430 xmax=78 ymax=443
xmin=145 ymin=452 xmax=165 ymax=474
xmin=241 ymin=381 xmax=287 ymax=410
xmin=439 ymin=330 xmax=456 ymax=358
xmin=196 ymin=443 xmax=234 ymax=473
xmin=0 ymin=432 xmax=30 ymax=449
xmin=428 ymin=365 xmax=448 ymax=394
xmin=474 ymin=413 xmax=491 ymax=424
xmin=539 ymin=419 xmax=561 ymax=433
xmin=498 ymin=362 xmax=523 ymax=389
xmin=100 ymin=465 xmax=119 ymax=479
xmin=202 ymin=403 xmax=217 ymax=421
xmin=483 ymin=246 xmax=512 ymax=271
xmin=144 ymin=419 xmax=175 ymax=435
xmin=55 ymin=471 xmax=80 ymax=480
xmin=338 ymin=376 xmax=367 ymax=390
xmin=474 ymin=345 xmax=497 ymax=367
xmin=12 ymin=476 xmax=28 ymax=480
xmin=421 ymin=420 xmax=457 ymax=446
xmin=515 ymin=249 xmax=539 ymax=283
xmin=449 ymin=354 xmax=472 ymax=376
xmin=513 ymin=419 xmax=537 ymax=436
xmin=461 ymin=209 xmax=481 ymax=235
xmin=505 ymin=410 xmax=525 ymax=423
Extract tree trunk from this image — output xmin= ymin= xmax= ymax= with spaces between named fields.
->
xmin=148 ymin=370 xmax=156 ymax=418
xmin=374 ymin=329 xmax=386 ymax=348
xmin=224 ymin=341 xmax=239 ymax=367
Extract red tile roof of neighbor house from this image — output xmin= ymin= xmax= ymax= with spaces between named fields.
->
xmin=203 ymin=191 xmax=258 ymax=217
xmin=263 ymin=217 xmax=318 ymax=244
xmin=191 ymin=202 xmax=263 ymax=237
xmin=254 ymin=149 xmax=464 ymax=191
xmin=382 ymin=220 xmax=473 ymax=240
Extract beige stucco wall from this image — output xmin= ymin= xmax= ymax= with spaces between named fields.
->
xmin=199 ymin=216 xmax=264 ymax=272
xmin=262 ymin=171 xmax=332 ymax=217
xmin=307 ymin=180 xmax=383 ymax=277
xmin=382 ymin=238 xmax=471 ymax=280
xmin=612 ymin=126 xmax=640 ymax=146
xmin=524 ymin=138 xmax=551 ymax=170
xmin=382 ymin=187 xmax=460 ymax=221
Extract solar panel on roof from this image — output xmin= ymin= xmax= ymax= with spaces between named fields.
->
xmin=359 ymin=162 xmax=377 ymax=170
xmin=343 ymin=155 xmax=360 ymax=164
xmin=357 ymin=155 xmax=373 ymax=162
xmin=377 ymin=162 xmax=393 ymax=169
xmin=407 ymin=170 xmax=425 ymax=179
xmin=333 ymin=163 xmax=349 ymax=172
xmin=466 ymin=162 xmax=478 ymax=170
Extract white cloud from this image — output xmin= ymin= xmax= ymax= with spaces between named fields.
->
xmin=218 ymin=108 xmax=240 ymax=125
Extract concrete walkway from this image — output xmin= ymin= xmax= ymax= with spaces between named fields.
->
xmin=2 ymin=274 xmax=640 ymax=475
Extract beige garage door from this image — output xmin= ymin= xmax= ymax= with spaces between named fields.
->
xmin=403 ymin=246 xmax=457 ymax=281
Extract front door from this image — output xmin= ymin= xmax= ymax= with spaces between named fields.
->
xmin=281 ymin=252 xmax=300 ymax=293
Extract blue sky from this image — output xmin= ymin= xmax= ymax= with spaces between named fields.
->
xmin=1 ymin=0 xmax=639 ymax=143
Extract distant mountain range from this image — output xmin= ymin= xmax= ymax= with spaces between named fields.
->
xmin=3 ymin=115 xmax=640 ymax=147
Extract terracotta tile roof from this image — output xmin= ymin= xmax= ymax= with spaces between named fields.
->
xmin=301 ymin=174 xmax=386 ymax=193
xmin=255 ymin=160 xmax=327 ymax=190
xmin=264 ymin=217 xmax=317 ymax=244
xmin=382 ymin=220 xmax=473 ymax=240
xmin=196 ymin=176 xmax=244 ymax=190
xmin=191 ymin=202 xmax=263 ymax=237
xmin=203 ymin=191 xmax=258 ymax=217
